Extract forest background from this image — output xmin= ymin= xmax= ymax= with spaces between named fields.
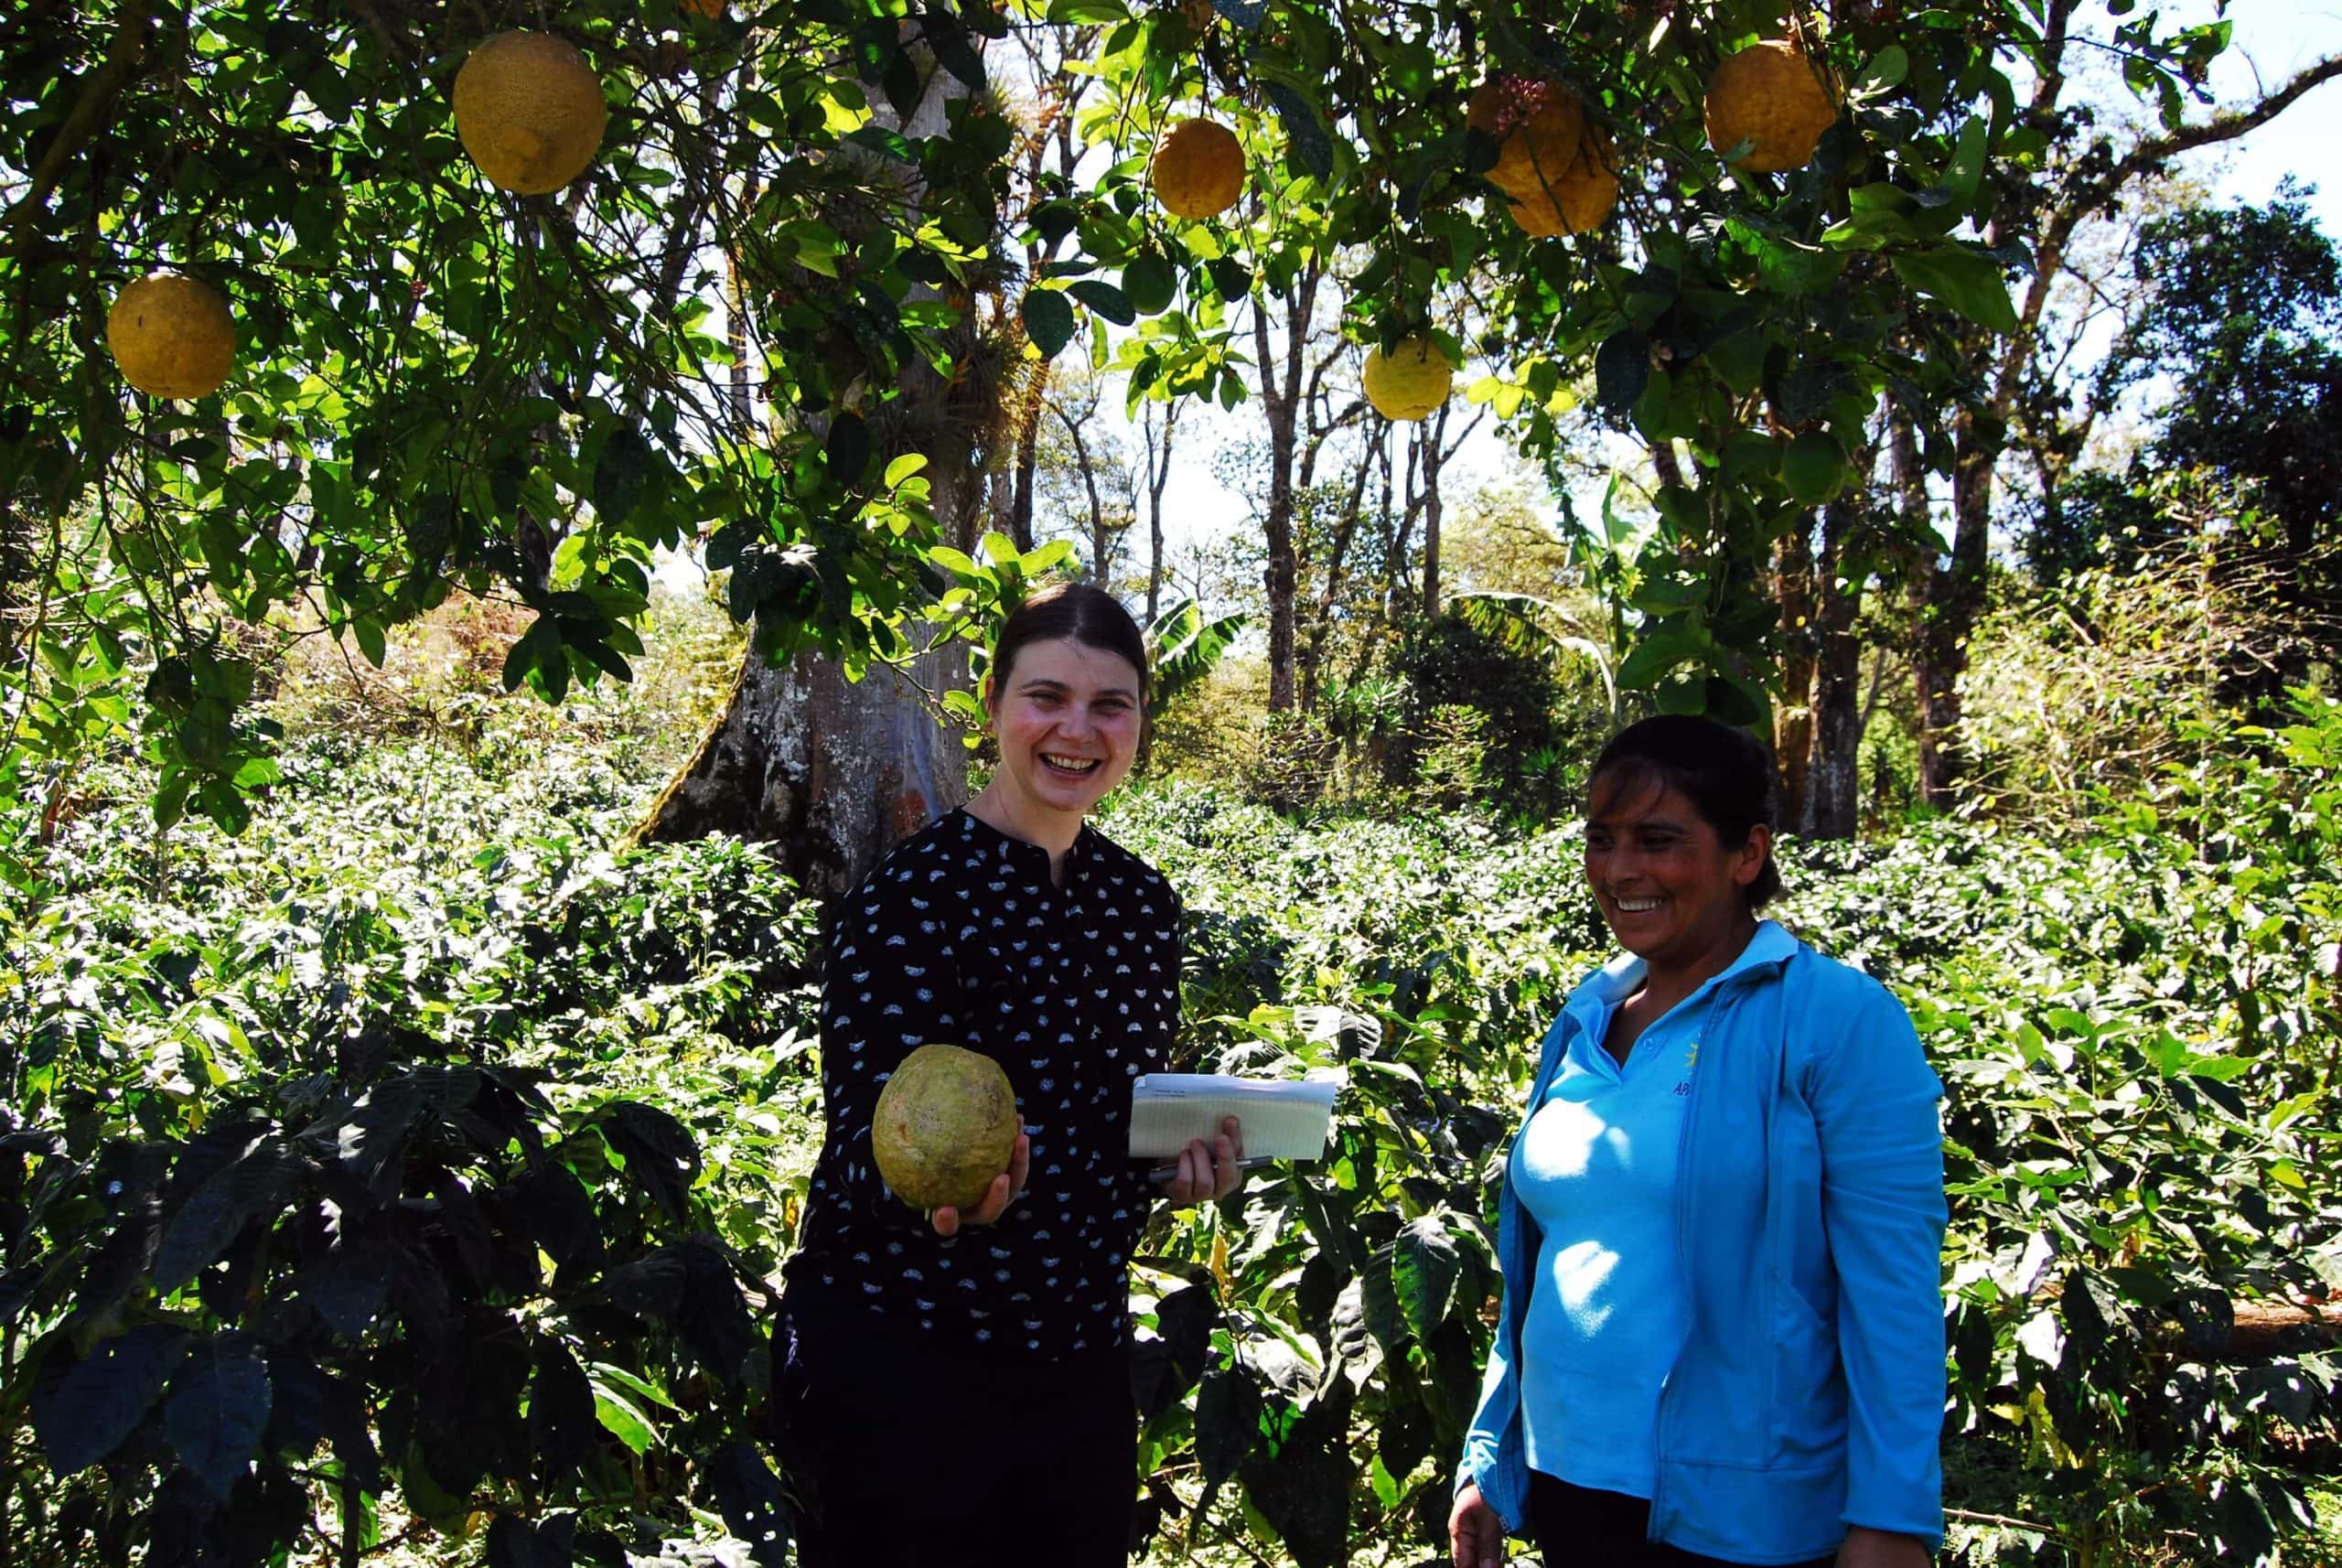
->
xmin=1 ymin=1 xmax=2339 ymax=1567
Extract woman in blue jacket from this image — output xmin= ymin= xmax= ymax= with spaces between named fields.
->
xmin=1449 ymin=715 xmax=1947 ymax=1568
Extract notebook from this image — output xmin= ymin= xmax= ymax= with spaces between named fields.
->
xmin=1127 ymin=1072 xmax=1341 ymax=1162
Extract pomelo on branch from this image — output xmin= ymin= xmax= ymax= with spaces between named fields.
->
xmin=1362 ymin=333 xmax=1454 ymax=422
xmin=106 ymin=272 xmax=236 ymax=400
xmin=1466 ymin=74 xmax=1619 ymax=236
xmin=1508 ymin=123 xmax=1618 ymax=237
xmin=1703 ymin=38 xmax=1837 ymax=174
xmin=871 ymin=1043 xmax=1020 ymax=1212
xmin=1149 ymin=118 xmax=1245 ymax=220
xmin=452 ymin=31 xmax=608 ymax=195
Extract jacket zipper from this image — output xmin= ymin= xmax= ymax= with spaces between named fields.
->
xmin=1646 ymin=989 xmax=1728 ymax=1542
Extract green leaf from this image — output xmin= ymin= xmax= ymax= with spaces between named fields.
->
xmin=1391 ymin=1216 xmax=1461 ymax=1343
xmin=1892 ymin=246 xmax=2018 ymax=334
xmin=154 ymin=1141 xmax=297 ymax=1297
xmin=592 ymin=1386 xmax=656 ymax=1455
xmin=1194 ymin=1361 xmax=1262 ymax=1490
xmin=1022 ymin=288 xmax=1076 ymax=359
xmin=586 ymin=1360 xmax=682 ymax=1411
xmin=164 ymin=1340 xmax=271 ymax=1501
xmin=1942 ymin=115 xmax=1989 ymax=201
xmin=1653 ymin=674 xmax=1709 ymax=714
xmin=352 ymin=617 xmax=387 ymax=669
xmin=1617 ymin=626 xmax=1703 ymax=689
xmin=33 ymin=1327 xmax=189 ymax=1476
xmin=701 ymin=1443 xmax=791 ymax=1568
xmin=824 ymin=412 xmax=873 ymax=484
xmin=594 ymin=426 xmax=656 ymax=525
xmin=1123 ymin=252 xmax=1177 ymax=316
xmin=1781 ymin=430 xmax=1851 ymax=504
xmin=1853 ymin=46 xmax=1908 ymax=95
xmin=884 ymin=452 xmax=929 ymax=488
xmin=1066 ymin=279 xmax=1135 ymax=326
xmin=1595 ymin=329 xmax=1650 ymax=416
xmin=1019 ymin=539 xmax=1076 ymax=576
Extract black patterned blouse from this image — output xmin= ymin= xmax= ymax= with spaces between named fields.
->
xmin=785 ymin=808 xmax=1184 ymax=1360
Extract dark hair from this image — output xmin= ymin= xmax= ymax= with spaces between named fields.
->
xmin=987 ymin=582 xmax=1150 ymax=707
xmin=1587 ymin=714 xmax=1783 ymax=909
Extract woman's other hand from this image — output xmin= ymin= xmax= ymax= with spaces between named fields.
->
xmin=1161 ymin=1116 xmax=1244 ymax=1206
xmin=1836 ymin=1527 xmax=1931 ymax=1568
xmin=1448 ymin=1482 xmax=1504 ymax=1568
xmin=929 ymin=1133 xmax=1029 ymax=1236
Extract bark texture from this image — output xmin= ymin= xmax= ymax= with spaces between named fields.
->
xmin=1774 ymin=517 xmax=1818 ymax=830
xmin=638 ymin=636 xmax=967 ymax=903
xmin=1917 ymin=408 xmax=1994 ymax=808
xmin=1806 ymin=490 xmax=1866 ymax=839
xmin=1252 ymin=269 xmax=1320 ymax=714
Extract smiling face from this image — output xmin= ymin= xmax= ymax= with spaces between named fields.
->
xmin=985 ymin=636 xmax=1144 ymax=823
xmin=1583 ymin=770 xmax=1769 ymax=970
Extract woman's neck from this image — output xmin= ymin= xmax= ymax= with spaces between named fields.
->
xmin=966 ymin=780 xmax=1081 ymax=881
xmin=1634 ymin=913 xmax=1760 ymax=1017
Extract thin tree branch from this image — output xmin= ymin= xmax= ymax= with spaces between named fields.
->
xmin=2 ymin=0 xmax=155 ymax=256
xmin=1999 ymin=52 xmax=2342 ymax=402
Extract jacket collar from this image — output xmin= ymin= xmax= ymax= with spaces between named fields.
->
xmin=1571 ymin=918 xmax=1800 ymax=1015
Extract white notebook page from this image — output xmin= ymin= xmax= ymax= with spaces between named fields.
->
xmin=1127 ymin=1072 xmax=1340 ymax=1161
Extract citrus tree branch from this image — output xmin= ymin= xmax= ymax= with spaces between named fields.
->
xmin=1 ymin=0 xmax=156 ymax=256
xmin=1998 ymin=51 xmax=2342 ymax=402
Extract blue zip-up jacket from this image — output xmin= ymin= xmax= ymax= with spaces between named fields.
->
xmin=1459 ymin=931 xmax=1949 ymax=1563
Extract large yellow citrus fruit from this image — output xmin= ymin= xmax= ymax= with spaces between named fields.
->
xmin=871 ymin=1044 xmax=1020 ymax=1212
xmin=1150 ymin=118 xmax=1245 ymax=220
xmin=453 ymin=32 xmax=608 ymax=195
xmin=1363 ymin=334 xmax=1454 ymax=423
xmin=106 ymin=273 xmax=236 ymax=400
xmin=1468 ymin=78 xmax=1617 ymax=236
xmin=1467 ymin=80 xmax=1582 ymax=201
xmin=1509 ymin=123 xmax=1618 ymax=236
xmin=1704 ymin=39 xmax=1837 ymax=174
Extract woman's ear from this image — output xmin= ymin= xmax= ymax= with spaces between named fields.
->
xmin=1734 ymin=822 xmax=1775 ymax=887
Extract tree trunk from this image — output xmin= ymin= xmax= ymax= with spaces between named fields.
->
xmin=1419 ymin=407 xmax=1449 ymax=618
xmin=1917 ymin=405 xmax=1993 ymax=808
xmin=1252 ymin=270 xmax=1322 ymax=714
xmin=1006 ymin=380 xmax=1042 ymax=553
xmin=1142 ymin=401 xmax=1176 ymax=625
xmin=636 ymin=28 xmax=977 ymax=897
xmin=1298 ymin=435 xmax=1376 ymax=714
xmin=634 ymin=627 xmax=968 ymax=903
xmin=1806 ymin=490 xmax=1866 ymax=839
xmin=1774 ymin=516 xmax=1818 ymax=830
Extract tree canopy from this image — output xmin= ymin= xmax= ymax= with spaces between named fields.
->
xmin=0 ymin=0 xmax=2251 ymax=833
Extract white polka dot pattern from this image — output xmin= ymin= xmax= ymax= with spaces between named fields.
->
xmin=789 ymin=810 xmax=1183 ymax=1359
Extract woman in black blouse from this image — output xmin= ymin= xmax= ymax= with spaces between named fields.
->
xmin=774 ymin=583 xmax=1242 ymax=1568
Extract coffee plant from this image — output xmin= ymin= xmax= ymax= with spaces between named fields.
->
xmin=4 ymin=692 xmax=2338 ymax=1566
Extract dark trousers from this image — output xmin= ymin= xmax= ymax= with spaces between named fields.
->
xmin=772 ymin=1288 xmax=1135 ymax=1568
xmin=1530 ymin=1472 xmax=1840 ymax=1568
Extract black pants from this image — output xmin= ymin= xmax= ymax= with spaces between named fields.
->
xmin=771 ymin=1288 xmax=1135 ymax=1568
xmin=1530 ymin=1472 xmax=1840 ymax=1568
